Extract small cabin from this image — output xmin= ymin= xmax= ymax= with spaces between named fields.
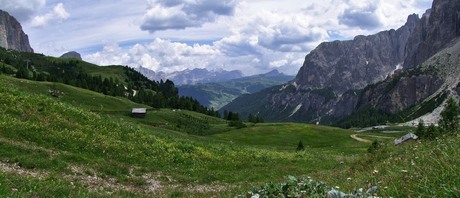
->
xmin=394 ymin=133 xmax=418 ymax=145
xmin=131 ymin=108 xmax=147 ymax=118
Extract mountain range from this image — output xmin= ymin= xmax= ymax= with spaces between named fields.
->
xmin=178 ymin=69 xmax=294 ymax=109
xmin=222 ymin=0 xmax=460 ymax=127
xmin=136 ymin=66 xmax=244 ymax=85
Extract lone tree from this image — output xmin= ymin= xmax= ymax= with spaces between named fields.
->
xmin=415 ymin=119 xmax=426 ymax=138
xmin=439 ymin=98 xmax=460 ymax=133
xmin=296 ymin=140 xmax=305 ymax=151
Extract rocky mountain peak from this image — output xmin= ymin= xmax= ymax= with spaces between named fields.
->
xmin=60 ymin=51 xmax=82 ymax=60
xmin=294 ymin=13 xmax=419 ymax=94
xmin=404 ymin=0 xmax=460 ymax=68
xmin=0 ymin=10 xmax=33 ymax=52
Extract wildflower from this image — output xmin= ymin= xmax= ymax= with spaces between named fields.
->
xmin=401 ymin=170 xmax=408 ymax=173
xmin=347 ymin=177 xmax=352 ymax=181
xmin=297 ymin=182 xmax=304 ymax=186
xmin=335 ymin=186 xmax=340 ymax=189
xmin=372 ymin=170 xmax=379 ymax=174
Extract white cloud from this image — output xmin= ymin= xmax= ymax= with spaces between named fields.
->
xmin=31 ymin=3 xmax=69 ymax=27
xmin=141 ymin=0 xmax=238 ymax=32
xmin=339 ymin=1 xmax=383 ymax=30
xmin=0 ymin=0 xmax=46 ymax=21
xmin=85 ymin=38 xmax=220 ymax=73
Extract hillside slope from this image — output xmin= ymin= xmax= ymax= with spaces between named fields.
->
xmin=0 ymin=75 xmax=370 ymax=197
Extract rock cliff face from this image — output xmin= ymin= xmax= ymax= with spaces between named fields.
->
xmin=222 ymin=0 xmax=460 ymax=125
xmin=0 ymin=10 xmax=33 ymax=52
xmin=222 ymin=14 xmax=420 ymax=122
xmin=356 ymin=0 xmax=460 ymax=120
xmin=295 ymin=14 xmax=419 ymax=94
xmin=404 ymin=0 xmax=460 ymax=68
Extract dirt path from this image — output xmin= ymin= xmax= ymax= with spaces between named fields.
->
xmin=350 ymin=134 xmax=372 ymax=143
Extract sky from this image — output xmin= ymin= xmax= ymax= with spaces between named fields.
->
xmin=0 ymin=0 xmax=432 ymax=75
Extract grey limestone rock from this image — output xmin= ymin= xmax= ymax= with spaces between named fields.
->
xmin=0 ymin=10 xmax=33 ymax=52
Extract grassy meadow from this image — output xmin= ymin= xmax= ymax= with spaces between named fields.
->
xmin=0 ymin=75 xmax=459 ymax=197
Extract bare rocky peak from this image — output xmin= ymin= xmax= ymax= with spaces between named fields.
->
xmin=404 ymin=0 xmax=460 ymax=68
xmin=60 ymin=51 xmax=82 ymax=60
xmin=0 ymin=10 xmax=33 ymax=52
xmin=294 ymin=14 xmax=420 ymax=94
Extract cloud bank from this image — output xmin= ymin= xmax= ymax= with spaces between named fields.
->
xmin=141 ymin=0 xmax=238 ymax=32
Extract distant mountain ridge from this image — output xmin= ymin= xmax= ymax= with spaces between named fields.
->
xmin=0 ymin=10 xmax=33 ymax=53
xmin=222 ymin=0 xmax=460 ymax=126
xmin=178 ymin=69 xmax=294 ymax=109
xmin=136 ymin=66 xmax=243 ymax=85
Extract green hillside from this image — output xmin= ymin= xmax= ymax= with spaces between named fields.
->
xmin=178 ymin=71 xmax=293 ymax=109
xmin=0 ymin=47 xmax=219 ymax=117
xmin=0 ymin=75 xmax=368 ymax=196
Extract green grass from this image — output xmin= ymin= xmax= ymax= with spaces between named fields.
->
xmin=212 ymin=123 xmax=368 ymax=154
xmin=3 ymin=75 xmax=458 ymax=197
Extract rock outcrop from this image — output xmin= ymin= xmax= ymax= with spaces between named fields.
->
xmin=60 ymin=51 xmax=82 ymax=60
xmin=0 ymin=10 xmax=33 ymax=52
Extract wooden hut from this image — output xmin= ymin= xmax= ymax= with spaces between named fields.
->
xmin=131 ymin=108 xmax=147 ymax=118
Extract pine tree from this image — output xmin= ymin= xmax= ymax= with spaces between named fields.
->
xmin=296 ymin=141 xmax=305 ymax=151
xmin=439 ymin=98 xmax=460 ymax=134
xmin=415 ymin=119 xmax=426 ymax=139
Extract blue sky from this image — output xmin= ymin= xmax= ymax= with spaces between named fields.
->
xmin=0 ymin=0 xmax=432 ymax=75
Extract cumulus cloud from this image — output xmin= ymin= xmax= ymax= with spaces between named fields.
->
xmin=31 ymin=3 xmax=69 ymax=27
xmin=339 ymin=1 xmax=383 ymax=30
xmin=0 ymin=0 xmax=46 ymax=21
xmin=141 ymin=0 xmax=237 ymax=32
xmin=85 ymin=38 xmax=220 ymax=73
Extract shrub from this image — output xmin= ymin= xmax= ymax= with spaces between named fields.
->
xmin=367 ymin=140 xmax=383 ymax=153
xmin=228 ymin=120 xmax=246 ymax=129
xmin=439 ymin=98 xmax=460 ymax=134
xmin=296 ymin=141 xmax=305 ymax=151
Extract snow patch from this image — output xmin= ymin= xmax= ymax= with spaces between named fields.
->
xmin=387 ymin=63 xmax=403 ymax=78
xmin=279 ymin=84 xmax=288 ymax=91
xmin=291 ymin=81 xmax=298 ymax=89
xmin=288 ymin=104 xmax=302 ymax=117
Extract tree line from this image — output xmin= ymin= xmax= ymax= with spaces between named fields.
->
xmin=416 ymin=98 xmax=460 ymax=139
xmin=0 ymin=48 xmax=220 ymax=117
